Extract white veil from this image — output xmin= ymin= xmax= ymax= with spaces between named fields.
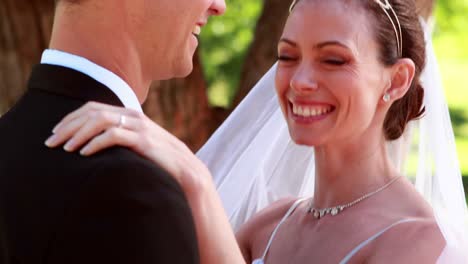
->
xmin=196 ymin=18 xmax=468 ymax=262
xmin=196 ymin=62 xmax=316 ymax=229
xmin=415 ymin=18 xmax=468 ymax=262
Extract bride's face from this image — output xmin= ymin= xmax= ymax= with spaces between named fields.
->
xmin=275 ymin=0 xmax=390 ymax=147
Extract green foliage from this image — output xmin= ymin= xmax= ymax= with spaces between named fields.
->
xmin=199 ymin=0 xmax=263 ymax=107
xmin=433 ymin=0 xmax=468 ymax=175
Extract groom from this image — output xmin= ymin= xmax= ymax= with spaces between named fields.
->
xmin=0 ymin=0 xmax=225 ymax=263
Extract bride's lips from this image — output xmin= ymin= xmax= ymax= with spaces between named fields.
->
xmin=192 ymin=21 xmax=206 ymax=38
xmin=192 ymin=25 xmax=201 ymax=37
xmin=288 ymin=99 xmax=336 ymax=123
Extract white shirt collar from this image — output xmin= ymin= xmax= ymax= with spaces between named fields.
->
xmin=40 ymin=49 xmax=143 ymax=113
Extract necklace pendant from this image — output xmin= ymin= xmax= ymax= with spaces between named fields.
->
xmin=313 ymin=209 xmax=320 ymax=219
xmin=319 ymin=210 xmax=325 ymax=218
xmin=331 ymin=207 xmax=339 ymax=216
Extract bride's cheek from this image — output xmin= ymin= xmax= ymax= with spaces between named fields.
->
xmin=275 ymin=71 xmax=290 ymax=93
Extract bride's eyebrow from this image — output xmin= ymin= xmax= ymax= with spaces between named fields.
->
xmin=279 ymin=38 xmax=351 ymax=51
xmin=314 ymin=40 xmax=350 ymax=50
xmin=278 ymin=38 xmax=297 ymax=47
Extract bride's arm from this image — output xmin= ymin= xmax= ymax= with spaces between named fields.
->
xmin=185 ymin=169 xmax=247 ymax=264
xmin=45 ymin=102 xmax=246 ymax=264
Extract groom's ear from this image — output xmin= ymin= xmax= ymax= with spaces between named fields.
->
xmin=386 ymin=58 xmax=416 ymax=101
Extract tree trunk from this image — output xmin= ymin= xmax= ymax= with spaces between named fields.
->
xmin=143 ymin=52 xmax=214 ymax=151
xmin=0 ymin=0 xmax=55 ymax=113
xmin=232 ymin=0 xmax=291 ymax=107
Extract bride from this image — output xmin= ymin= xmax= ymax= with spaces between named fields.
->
xmin=46 ymin=0 xmax=468 ymax=262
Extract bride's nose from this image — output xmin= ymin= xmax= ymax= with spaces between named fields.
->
xmin=289 ymin=66 xmax=319 ymax=92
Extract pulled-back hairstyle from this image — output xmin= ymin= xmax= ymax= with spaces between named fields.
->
xmin=290 ymin=0 xmax=426 ymax=140
xmin=362 ymin=0 xmax=426 ymax=140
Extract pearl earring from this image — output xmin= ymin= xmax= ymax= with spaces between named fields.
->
xmin=383 ymin=93 xmax=391 ymax=102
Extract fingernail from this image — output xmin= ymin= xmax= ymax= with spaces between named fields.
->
xmin=52 ymin=124 xmax=60 ymax=134
xmin=64 ymin=140 xmax=75 ymax=152
xmin=45 ymin=135 xmax=57 ymax=147
xmin=80 ymin=146 xmax=90 ymax=156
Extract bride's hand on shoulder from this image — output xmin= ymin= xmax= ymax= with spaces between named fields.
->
xmin=44 ymin=101 xmax=210 ymax=194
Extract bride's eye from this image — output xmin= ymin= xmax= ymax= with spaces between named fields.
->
xmin=277 ymin=55 xmax=296 ymax=62
xmin=323 ymin=58 xmax=346 ymax=66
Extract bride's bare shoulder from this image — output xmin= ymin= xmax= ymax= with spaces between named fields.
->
xmin=369 ymin=217 xmax=445 ymax=263
xmin=367 ymin=179 xmax=446 ymax=262
xmin=236 ymin=197 xmax=298 ymax=261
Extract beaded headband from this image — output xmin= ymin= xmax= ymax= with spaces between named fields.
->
xmin=288 ymin=0 xmax=403 ymax=57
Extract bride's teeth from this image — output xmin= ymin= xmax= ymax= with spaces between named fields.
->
xmin=291 ymin=103 xmax=332 ymax=118
xmin=193 ymin=25 xmax=201 ymax=35
xmin=298 ymin=106 xmax=304 ymax=116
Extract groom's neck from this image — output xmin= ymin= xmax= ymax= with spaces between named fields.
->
xmin=49 ymin=3 xmax=151 ymax=103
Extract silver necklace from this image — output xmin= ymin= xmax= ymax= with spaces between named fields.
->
xmin=307 ymin=176 xmax=401 ymax=219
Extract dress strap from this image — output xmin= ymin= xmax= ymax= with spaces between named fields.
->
xmin=259 ymin=198 xmax=309 ymax=261
xmin=339 ymin=218 xmax=419 ymax=264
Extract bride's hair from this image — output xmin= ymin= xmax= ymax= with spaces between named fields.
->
xmin=361 ymin=0 xmax=426 ymax=140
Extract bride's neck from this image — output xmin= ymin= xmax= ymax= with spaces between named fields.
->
xmin=312 ymin=135 xmax=398 ymax=208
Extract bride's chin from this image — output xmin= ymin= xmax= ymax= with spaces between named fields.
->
xmin=290 ymin=135 xmax=323 ymax=147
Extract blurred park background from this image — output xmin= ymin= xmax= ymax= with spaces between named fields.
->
xmin=0 ymin=0 xmax=467 ymax=197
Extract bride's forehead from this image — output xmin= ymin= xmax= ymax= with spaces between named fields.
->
xmin=292 ymin=0 xmax=362 ymax=13
xmin=282 ymin=2 xmax=377 ymax=55
xmin=285 ymin=1 xmax=371 ymax=37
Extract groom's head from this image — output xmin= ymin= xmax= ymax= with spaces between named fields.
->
xmin=51 ymin=0 xmax=225 ymax=92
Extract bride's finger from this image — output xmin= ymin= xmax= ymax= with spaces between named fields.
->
xmin=64 ymin=113 xmax=140 ymax=152
xmin=79 ymin=127 xmax=139 ymax=156
xmin=53 ymin=102 xmax=139 ymax=133
xmin=52 ymin=102 xmax=105 ymax=133
xmin=63 ymin=113 xmax=120 ymax=151
xmin=45 ymin=115 xmax=89 ymax=147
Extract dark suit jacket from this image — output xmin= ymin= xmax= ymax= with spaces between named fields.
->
xmin=0 ymin=212 xmax=8 ymax=264
xmin=0 ymin=64 xmax=200 ymax=264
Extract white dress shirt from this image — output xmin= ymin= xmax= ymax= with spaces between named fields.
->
xmin=41 ymin=49 xmax=143 ymax=113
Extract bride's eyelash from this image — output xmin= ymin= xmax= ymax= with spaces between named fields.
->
xmin=323 ymin=59 xmax=346 ymax=66
xmin=277 ymin=55 xmax=296 ymax=61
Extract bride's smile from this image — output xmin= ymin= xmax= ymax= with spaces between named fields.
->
xmin=192 ymin=21 xmax=206 ymax=42
xmin=192 ymin=25 xmax=202 ymax=37
xmin=288 ymin=100 xmax=335 ymax=121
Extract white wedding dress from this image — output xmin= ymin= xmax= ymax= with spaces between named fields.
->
xmin=196 ymin=18 xmax=468 ymax=263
